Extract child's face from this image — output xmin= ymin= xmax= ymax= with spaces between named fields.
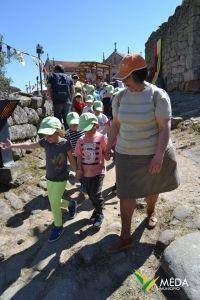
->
xmin=85 ymin=101 xmax=93 ymax=107
xmin=94 ymin=110 xmax=101 ymax=116
xmin=75 ymin=96 xmax=82 ymax=102
xmin=84 ymin=124 xmax=98 ymax=137
xmin=45 ymin=132 xmax=59 ymax=143
xmin=70 ymin=124 xmax=78 ymax=131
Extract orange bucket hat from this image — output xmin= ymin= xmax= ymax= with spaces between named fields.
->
xmin=114 ymin=53 xmax=147 ymax=80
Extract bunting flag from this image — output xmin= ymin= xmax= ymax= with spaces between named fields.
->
xmin=15 ymin=50 xmax=25 ymax=66
xmin=152 ymin=39 xmax=162 ymax=84
xmin=7 ymin=45 xmax=11 ymax=61
xmin=0 ymin=35 xmax=46 ymax=69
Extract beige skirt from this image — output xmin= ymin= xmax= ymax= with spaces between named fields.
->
xmin=115 ymin=147 xmax=180 ymax=199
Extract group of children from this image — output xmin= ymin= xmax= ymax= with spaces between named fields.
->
xmin=0 ymin=110 xmax=108 ymax=244
xmin=0 ymin=81 xmax=122 ymax=243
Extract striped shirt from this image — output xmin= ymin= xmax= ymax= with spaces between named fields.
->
xmin=112 ymin=82 xmax=172 ymax=155
xmin=65 ymin=129 xmax=84 ymax=153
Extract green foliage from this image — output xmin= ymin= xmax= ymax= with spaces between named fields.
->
xmin=0 ymin=51 xmax=12 ymax=94
xmin=0 ymin=68 xmax=11 ymax=93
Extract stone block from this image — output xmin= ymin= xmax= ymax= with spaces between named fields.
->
xmin=12 ymin=105 xmax=28 ymax=125
xmin=0 ymin=199 xmax=14 ymax=223
xmin=37 ymin=108 xmax=44 ymax=118
xmin=9 ymin=124 xmax=37 ymax=141
xmin=172 ymin=205 xmax=195 ymax=221
xmin=162 ymin=232 xmax=200 ymax=300
xmin=18 ymin=96 xmax=32 ymax=107
xmin=24 ymin=107 xmax=39 ymax=125
xmin=4 ymin=191 xmax=24 ymax=210
xmin=30 ymin=96 xmax=43 ymax=109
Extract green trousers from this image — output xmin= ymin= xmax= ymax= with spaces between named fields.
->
xmin=47 ymin=180 xmax=69 ymax=227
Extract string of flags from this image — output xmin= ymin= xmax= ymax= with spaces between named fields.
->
xmin=0 ymin=34 xmax=46 ymax=71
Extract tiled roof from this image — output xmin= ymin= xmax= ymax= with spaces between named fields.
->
xmin=49 ymin=60 xmax=80 ymax=69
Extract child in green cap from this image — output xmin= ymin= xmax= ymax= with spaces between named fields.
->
xmin=75 ymin=113 xmax=107 ymax=228
xmin=65 ymin=112 xmax=86 ymax=193
xmin=82 ymin=95 xmax=94 ymax=114
xmin=0 ymin=116 xmax=77 ymax=243
xmin=93 ymin=100 xmax=109 ymax=136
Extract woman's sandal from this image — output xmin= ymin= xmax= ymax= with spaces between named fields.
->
xmin=147 ymin=212 xmax=158 ymax=229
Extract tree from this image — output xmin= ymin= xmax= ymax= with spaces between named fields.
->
xmin=0 ymin=38 xmax=12 ymax=95
xmin=0 ymin=67 xmax=11 ymax=94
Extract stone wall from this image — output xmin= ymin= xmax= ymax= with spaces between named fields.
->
xmin=5 ymin=95 xmax=53 ymax=160
xmin=145 ymin=0 xmax=200 ymax=92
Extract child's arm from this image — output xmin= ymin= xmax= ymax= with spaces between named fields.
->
xmin=76 ymin=155 xmax=83 ymax=179
xmin=0 ymin=139 xmax=41 ymax=150
xmin=67 ymin=149 xmax=77 ymax=172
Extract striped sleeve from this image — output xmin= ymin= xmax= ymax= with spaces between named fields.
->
xmin=154 ymin=89 xmax=172 ymax=118
xmin=112 ymin=93 xmax=120 ymax=118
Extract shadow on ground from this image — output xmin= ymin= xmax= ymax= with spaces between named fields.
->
xmin=0 ymin=218 xmax=158 ymax=299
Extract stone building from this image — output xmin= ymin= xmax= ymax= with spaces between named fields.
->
xmin=145 ymin=0 xmax=200 ymax=92
xmin=103 ymin=43 xmax=125 ymax=79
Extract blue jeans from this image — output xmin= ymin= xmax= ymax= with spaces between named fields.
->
xmin=53 ymin=102 xmax=72 ymax=130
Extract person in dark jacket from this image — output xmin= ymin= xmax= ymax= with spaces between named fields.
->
xmin=47 ymin=64 xmax=75 ymax=129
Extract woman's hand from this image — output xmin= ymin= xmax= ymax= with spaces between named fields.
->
xmin=105 ymin=147 xmax=112 ymax=161
xmin=148 ymin=153 xmax=164 ymax=174
xmin=0 ymin=139 xmax=12 ymax=149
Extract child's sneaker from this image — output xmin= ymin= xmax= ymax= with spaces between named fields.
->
xmin=89 ymin=210 xmax=98 ymax=224
xmin=93 ymin=213 xmax=104 ymax=228
xmin=68 ymin=200 xmax=77 ymax=219
xmin=48 ymin=226 xmax=64 ymax=243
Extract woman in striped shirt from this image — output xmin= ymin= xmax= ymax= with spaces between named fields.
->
xmin=105 ymin=53 xmax=180 ymax=254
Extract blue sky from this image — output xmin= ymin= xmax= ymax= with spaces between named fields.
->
xmin=1 ymin=0 xmax=182 ymax=90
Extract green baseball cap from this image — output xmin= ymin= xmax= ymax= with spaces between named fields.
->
xmin=105 ymin=85 xmax=114 ymax=94
xmin=85 ymin=94 xmax=94 ymax=103
xmin=93 ymin=100 xmax=103 ymax=112
xmin=84 ymin=84 xmax=95 ymax=95
xmin=67 ymin=112 xmax=80 ymax=126
xmin=38 ymin=116 xmax=62 ymax=135
xmin=78 ymin=113 xmax=98 ymax=131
